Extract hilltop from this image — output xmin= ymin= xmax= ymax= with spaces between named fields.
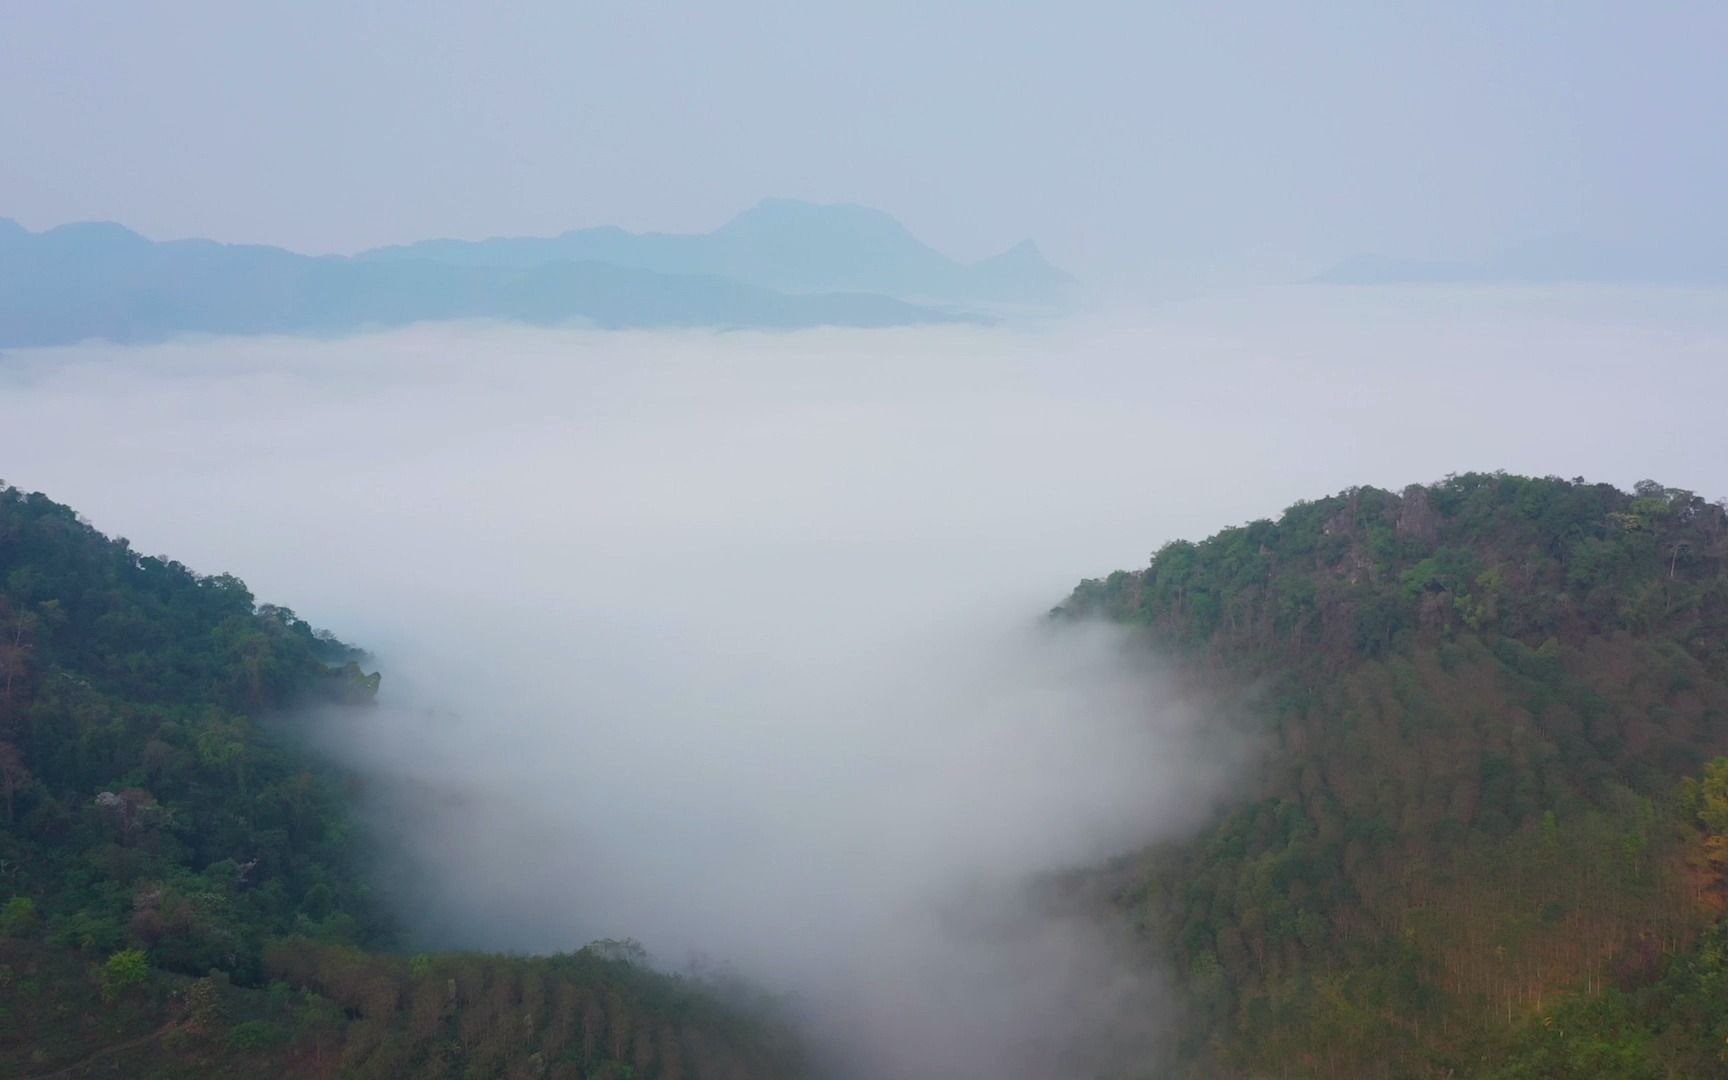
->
xmin=1062 ymin=473 xmax=1728 ymax=1077
xmin=0 ymin=484 xmax=809 ymax=1079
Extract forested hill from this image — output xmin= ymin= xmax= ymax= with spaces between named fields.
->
xmin=0 ymin=484 xmax=808 ymax=1079
xmin=1062 ymin=474 xmax=1728 ymax=1077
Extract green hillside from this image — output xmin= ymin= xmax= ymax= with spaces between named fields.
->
xmin=0 ymin=484 xmax=807 ymax=1079
xmin=1061 ymin=473 xmax=1728 ymax=1077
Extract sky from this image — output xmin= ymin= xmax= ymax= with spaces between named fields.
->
xmin=3 ymin=1 xmax=1724 ymax=282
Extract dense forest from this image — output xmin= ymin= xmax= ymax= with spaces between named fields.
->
xmin=1062 ymin=473 xmax=1728 ymax=1077
xmin=0 ymin=483 xmax=808 ymax=1079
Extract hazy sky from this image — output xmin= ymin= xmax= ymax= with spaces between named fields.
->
xmin=3 ymin=1 xmax=1723 ymax=281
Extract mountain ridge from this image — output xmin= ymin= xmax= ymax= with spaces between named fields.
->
xmin=356 ymin=197 xmax=1075 ymax=307
xmin=0 ymin=209 xmax=977 ymax=347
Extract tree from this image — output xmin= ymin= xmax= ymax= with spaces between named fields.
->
xmin=0 ymin=896 xmax=39 ymax=937
xmin=186 ymin=975 xmax=225 ymax=1031
xmin=0 ymin=603 xmax=32 ymax=716
xmin=101 ymin=948 xmax=150 ymax=1000
xmin=0 ymin=741 xmax=30 ymax=823
xmin=1687 ymin=758 xmax=1728 ymax=893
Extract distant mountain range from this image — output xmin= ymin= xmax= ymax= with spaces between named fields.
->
xmin=0 ymin=199 xmax=1073 ymax=347
xmin=360 ymin=197 xmax=1074 ymax=306
xmin=1319 ymin=235 xmax=1726 ymax=285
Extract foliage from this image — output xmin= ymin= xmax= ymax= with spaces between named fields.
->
xmin=1492 ymin=765 xmax=1728 ymax=1078
xmin=186 ymin=973 xmax=225 ymax=1030
xmin=0 ymin=896 xmax=38 ymax=937
xmin=1062 ymin=474 xmax=1728 ymax=1076
xmin=0 ymin=482 xmax=387 ymax=986
xmin=226 ymin=1019 xmax=289 ymax=1051
xmin=0 ymin=482 xmax=811 ymax=1079
xmin=255 ymin=938 xmax=807 ymax=1079
xmin=101 ymin=946 xmax=150 ymax=999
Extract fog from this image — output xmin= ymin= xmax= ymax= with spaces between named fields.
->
xmin=2 ymin=284 xmax=1726 ymax=1076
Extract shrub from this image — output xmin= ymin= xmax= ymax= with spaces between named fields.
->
xmin=187 ymin=976 xmax=224 ymax=1030
xmin=227 ymin=1020 xmax=289 ymax=1052
xmin=100 ymin=948 xmax=150 ymax=1000
xmin=49 ymin=908 xmax=124 ymax=952
xmin=0 ymin=896 xmax=39 ymax=937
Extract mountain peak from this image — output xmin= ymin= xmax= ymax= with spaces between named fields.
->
xmin=707 ymin=200 xmax=1073 ymax=302
xmin=980 ymin=238 xmax=1059 ymax=268
xmin=39 ymin=220 xmax=153 ymax=250
xmin=972 ymin=237 xmax=1075 ymax=293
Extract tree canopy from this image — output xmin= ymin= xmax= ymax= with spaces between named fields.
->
xmin=0 ymin=483 xmax=808 ymax=1079
xmin=1061 ymin=473 xmax=1728 ymax=1077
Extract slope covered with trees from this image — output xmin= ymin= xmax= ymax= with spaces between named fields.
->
xmin=0 ymin=483 xmax=808 ymax=1079
xmin=1061 ymin=473 xmax=1728 ymax=1077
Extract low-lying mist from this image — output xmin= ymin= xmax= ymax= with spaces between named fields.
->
xmin=2 ymin=284 xmax=1725 ymax=1077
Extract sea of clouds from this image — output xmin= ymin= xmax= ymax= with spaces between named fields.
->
xmin=2 ymin=284 xmax=1724 ymax=1077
